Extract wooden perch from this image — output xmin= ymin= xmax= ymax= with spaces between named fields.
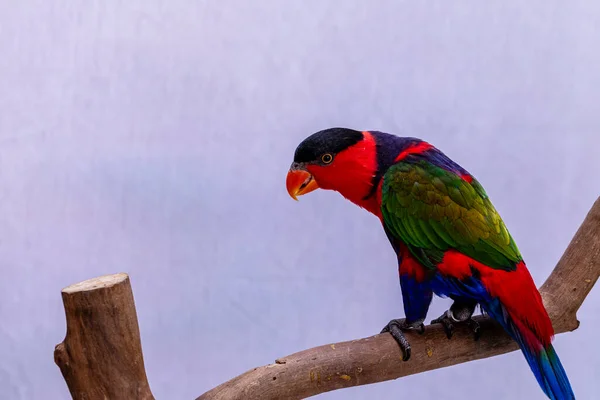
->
xmin=54 ymin=273 xmax=154 ymax=400
xmin=197 ymin=197 xmax=600 ymax=400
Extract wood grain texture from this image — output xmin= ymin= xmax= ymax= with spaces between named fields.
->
xmin=540 ymin=197 xmax=600 ymax=330
xmin=197 ymin=197 xmax=600 ymax=400
xmin=54 ymin=273 xmax=155 ymax=400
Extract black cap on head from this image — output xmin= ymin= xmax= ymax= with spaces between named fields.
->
xmin=293 ymin=128 xmax=363 ymax=163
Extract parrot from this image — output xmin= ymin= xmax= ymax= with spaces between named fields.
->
xmin=285 ymin=127 xmax=574 ymax=399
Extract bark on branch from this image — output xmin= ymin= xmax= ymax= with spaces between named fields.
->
xmin=197 ymin=197 xmax=600 ymax=400
xmin=54 ymin=273 xmax=154 ymax=400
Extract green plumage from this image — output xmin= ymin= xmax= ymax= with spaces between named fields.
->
xmin=381 ymin=160 xmax=522 ymax=271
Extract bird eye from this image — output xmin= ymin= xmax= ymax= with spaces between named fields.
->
xmin=321 ymin=153 xmax=333 ymax=164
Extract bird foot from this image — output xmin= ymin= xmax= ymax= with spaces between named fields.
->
xmin=431 ymin=310 xmax=481 ymax=341
xmin=380 ymin=318 xmax=425 ymax=361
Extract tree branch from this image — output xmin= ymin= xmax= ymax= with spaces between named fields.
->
xmin=54 ymin=273 xmax=155 ymax=400
xmin=197 ymin=197 xmax=600 ymax=400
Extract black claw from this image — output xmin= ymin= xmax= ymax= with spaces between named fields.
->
xmin=380 ymin=318 xmax=421 ymax=361
xmin=389 ymin=321 xmax=412 ymax=361
xmin=431 ymin=311 xmax=481 ymax=341
xmin=431 ymin=313 xmax=455 ymax=339
xmin=467 ymin=318 xmax=481 ymax=341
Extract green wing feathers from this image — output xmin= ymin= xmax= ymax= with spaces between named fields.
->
xmin=381 ymin=160 xmax=522 ymax=270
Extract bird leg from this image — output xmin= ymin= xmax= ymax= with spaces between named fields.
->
xmin=431 ymin=299 xmax=480 ymax=340
xmin=381 ymin=318 xmax=425 ymax=361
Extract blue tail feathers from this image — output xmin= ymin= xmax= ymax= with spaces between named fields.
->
xmin=529 ymin=344 xmax=575 ymax=400
xmin=491 ymin=303 xmax=575 ymax=399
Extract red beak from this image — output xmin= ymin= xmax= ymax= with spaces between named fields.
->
xmin=286 ymin=168 xmax=319 ymax=200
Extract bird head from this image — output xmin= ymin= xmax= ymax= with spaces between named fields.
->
xmin=285 ymin=128 xmax=381 ymax=213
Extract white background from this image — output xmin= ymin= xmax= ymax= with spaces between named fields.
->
xmin=1 ymin=1 xmax=599 ymax=399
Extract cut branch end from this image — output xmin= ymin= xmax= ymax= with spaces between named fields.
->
xmin=54 ymin=273 xmax=155 ymax=400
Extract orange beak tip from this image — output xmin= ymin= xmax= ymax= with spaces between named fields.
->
xmin=286 ymin=169 xmax=318 ymax=200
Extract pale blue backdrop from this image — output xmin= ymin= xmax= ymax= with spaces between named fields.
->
xmin=1 ymin=1 xmax=599 ymax=399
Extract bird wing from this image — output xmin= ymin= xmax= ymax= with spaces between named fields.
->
xmin=380 ymin=157 xmax=522 ymax=271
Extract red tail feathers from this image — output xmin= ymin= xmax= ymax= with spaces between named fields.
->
xmin=482 ymin=261 xmax=554 ymax=349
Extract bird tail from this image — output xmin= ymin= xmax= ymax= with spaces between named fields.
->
xmin=481 ymin=262 xmax=575 ymax=399
xmin=510 ymin=318 xmax=574 ymax=400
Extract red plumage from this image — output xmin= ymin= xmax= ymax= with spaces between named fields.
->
xmin=438 ymin=251 xmax=554 ymax=349
xmin=394 ymin=142 xmax=434 ymax=162
xmin=398 ymin=242 xmax=428 ymax=283
xmin=305 ymin=131 xmax=382 ymax=217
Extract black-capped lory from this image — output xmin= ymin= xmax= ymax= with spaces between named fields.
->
xmin=286 ymin=128 xmax=574 ymax=399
